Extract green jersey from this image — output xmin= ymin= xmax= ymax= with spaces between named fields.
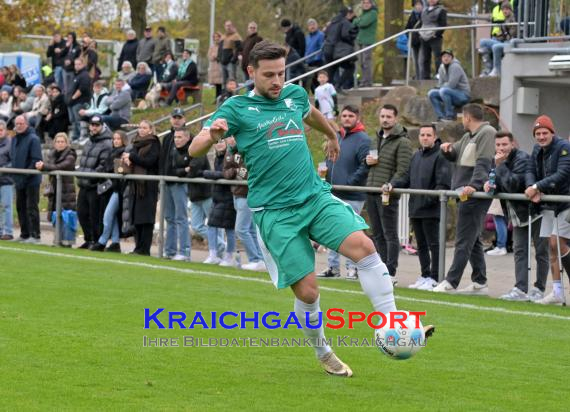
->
xmin=204 ymin=84 xmax=324 ymax=210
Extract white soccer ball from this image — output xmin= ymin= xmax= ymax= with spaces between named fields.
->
xmin=374 ymin=311 xmax=425 ymax=360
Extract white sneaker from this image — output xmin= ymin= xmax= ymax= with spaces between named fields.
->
xmin=408 ymin=276 xmax=426 ymax=289
xmin=391 ymin=277 xmax=398 ymax=287
xmin=457 ymin=282 xmax=489 ymax=295
xmin=171 ymin=254 xmax=190 ymax=262
xmin=242 ymin=261 xmax=266 ymax=271
xmin=499 ymin=287 xmax=529 ymax=301
xmin=528 ymin=287 xmax=544 ymax=302
xmin=534 ymin=291 xmax=564 ymax=305
xmin=432 ymin=280 xmax=456 ymax=293
xmin=488 ymin=68 xmax=500 ymax=77
xmin=486 ymin=247 xmax=507 ymax=256
xmin=219 ymin=253 xmax=236 ymax=267
xmin=203 ymin=255 xmax=221 ymax=264
xmin=346 ymin=267 xmax=358 ymax=281
xmin=417 ymin=278 xmax=438 ymax=291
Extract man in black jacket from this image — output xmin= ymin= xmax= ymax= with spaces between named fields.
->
xmin=419 ymin=0 xmax=447 ymax=79
xmin=318 ymin=105 xmax=370 ymax=280
xmin=76 ymin=116 xmax=112 ymax=249
xmin=281 ymin=19 xmax=306 ymax=58
xmin=390 ymin=124 xmax=450 ymax=290
xmin=323 ymin=7 xmax=358 ymax=90
xmin=484 ymin=131 xmax=548 ymax=302
xmin=47 ymin=32 xmax=67 ymax=90
xmin=68 ymin=58 xmax=92 ymax=142
xmin=165 ymin=49 xmax=199 ymax=106
xmin=241 ymin=22 xmax=263 ymax=80
xmin=525 ymin=115 xmax=570 ymax=305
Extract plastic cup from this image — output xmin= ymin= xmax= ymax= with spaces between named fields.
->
xmin=318 ymin=162 xmax=328 ymax=178
xmin=369 ymin=149 xmax=378 ymax=160
xmin=456 ymin=187 xmax=468 ymax=202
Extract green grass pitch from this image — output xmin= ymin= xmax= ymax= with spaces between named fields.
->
xmin=1 ymin=243 xmax=569 ymax=411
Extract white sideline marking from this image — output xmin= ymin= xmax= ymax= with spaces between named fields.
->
xmin=2 ymin=245 xmax=570 ymax=322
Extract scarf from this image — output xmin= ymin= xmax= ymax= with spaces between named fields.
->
xmin=177 ymin=58 xmax=191 ymax=78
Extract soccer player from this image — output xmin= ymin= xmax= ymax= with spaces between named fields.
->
xmin=189 ymin=41 xmax=434 ymax=377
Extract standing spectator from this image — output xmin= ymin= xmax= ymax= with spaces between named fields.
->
xmin=479 ymin=1 xmax=517 ymax=77
xmin=219 ymin=21 xmax=242 ymax=87
xmin=117 ymin=61 xmax=136 ymax=83
xmin=163 ymin=128 xmax=193 ymax=261
xmin=137 ymin=26 xmax=157 ymax=71
xmin=365 ymin=104 xmax=412 ymax=282
xmin=434 ymin=104 xmax=495 ymax=294
xmin=0 ymin=89 xmax=13 ymax=122
xmin=153 ymin=27 xmax=172 ymax=81
xmin=406 ymin=0 xmax=424 ymax=80
xmin=241 ymin=22 xmax=263 ymax=81
xmin=117 ymin=29 xmax=139 ymax=72
xmin=223 ymin=138 xmax=266 ymax=271
xmin=76 ymin=116 xmax=112 ymax=249
xmin=187 ymin=133 xmax=214 ymax=243
xmin=427 ymin=49 xmax=471 ymax=121
xmin=281 ymin=19 xmax=306 ymax=58
xmin=47 ymin=32 xmax=67 ymax=90
xmin=419 ymin=0 xmax=447 ymax=80
xmin=165 ymin=50 xmax=198 ymax=106
xmin=101 ymin=78 xmax=132 ymax=130
xmin=314 ymin=71 xmax=338 ymax=131
xmin=69 ymin=58 xmax=92 ymax=142
xmin=483 ymin=131 xmax=548 ymax=301
xmin=305 ymin=18 xmax=325 ymax=93
xmin=35 ymin=133 xmax=77 ymax=247
xmin=0 ymin=120 xmax=13 ymax=240
xmin=203 ymin=140 xmax=237 ymax=266
xmin=524 ymin=115 xmax=570 ymax=305
xmin=208 ymin=32 xmax=224 ymax=98
xmin=353 ymin=0 xmax=378 ymax=87
xmin=121 ymin=120 xmax=160 ymax=256
xmin=80 ymin=34 xmax=99 ymax=80
xmin=390 ymin=124 xmax=450 ymax=290
xmin=45 ymin=85 xmax=69 ymax=140
xmin=62 ymin=32 xmax=80 ymax=97
xmin=159 ymin=108 xmax=185 ymax=177
xmin=129 ymin=62 xmax=153 ymax=100
xmin=91 ymin=130 xmax=129 ymax=252
xmin=318 ymin=105 xmax=370 ymax=280
xmin=11 ymin=115 xmax=42 ymax=243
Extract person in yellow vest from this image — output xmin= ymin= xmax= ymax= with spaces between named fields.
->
xmin=479 ymin=1 xmax=517 ymax=77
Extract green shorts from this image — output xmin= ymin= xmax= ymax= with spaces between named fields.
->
xmin=253 ymin=188 xmax=369 ymax=289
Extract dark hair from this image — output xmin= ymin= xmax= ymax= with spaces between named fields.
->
xmin=317 ymin=70 xmax=329 ymax=77
xmin=249 ymin=41 xmax=287 ymax=68
xmin=381 ymin=104 xmax=398 ymax=116
xmin=226 ymin=78 xmax=237 ymax=84
xmin=419 ymin=124 xmax=436 ymax=133
xmin=341 ymin=105 xmax=360 ymax=115
xmin=463 ymin=103 xmax=484 ymax=121
xmin=495 ymin=131 xmax=514 ymax=141
xmin=174 ymin=127 xmax=189 ymax=136
xmin=158 ymin=26 xmax=166 ymax=32
xmin=164 ymin=51 xmax=174 ymax=60
xmin=280 ymin=19 xmax=292 ymax=28
xmin=183 ymin=49 xmax=193 ymax=55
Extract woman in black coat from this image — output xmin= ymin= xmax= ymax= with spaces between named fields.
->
xmin=45 ymin=85 xmax=70 ymax=139
xmin=35 ymin=132 xmax=77 ymax=246
xmin=203 ymin=140 xmax=237 ymax=266
xmin=121 ymin=120 xmax=160 ymax=255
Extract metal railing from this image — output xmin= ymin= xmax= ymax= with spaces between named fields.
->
xmin=3 ymin=167 xmax=570 ymax=289
xmin=126 ymin=102 xmax=204 ymax=138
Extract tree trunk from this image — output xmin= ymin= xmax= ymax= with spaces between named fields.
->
xmin=383 ymin=0 xmax=404 ymax=86
xmin=128 ymin=0 xmax=147 ymax=37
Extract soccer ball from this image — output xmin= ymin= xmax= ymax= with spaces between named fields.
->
xmin=374 ymin=311 xmax=425 ymax=360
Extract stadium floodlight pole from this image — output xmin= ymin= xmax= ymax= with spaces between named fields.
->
xmin=555 ymin=216 xmax=567 ymax=306
xmin=527 ymin=204 xmax=532 ymax=298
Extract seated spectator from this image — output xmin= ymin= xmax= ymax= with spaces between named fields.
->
xmin=0 ymin=90 xmax=13 ymax=122
xmin=0 ymin=120 xmax=13 ymax=240
xmin=165 ymin=49 xmax=199 ymax=106
xmin=121 ymin=120 xmax=160 ymax=255
xmin=427 ymin=49 xmax=470 ymax=121
xmin=158 ymin=52 xmax=178 ymax=84
xmin=11 ymin=86 xmax=34 ymax=119
xmin=479 ymin=1 xmax=517 ymax=77
xmin=45 ymin=84 xmax=70 ymax=140
xmin=203 ymin=140 xmax=237 ymax=266
xmin=25 ymin=85 xmax=51 ymax=136
xmin=78 ymin=80 xmax=110 ymax=124
xmin=101 ymin=78 xmax=132 ymax=131
xmin=216 ymin=78 xmax=237 ymax=107
xmin=128 ymin=62 xmax=153 ymax=100
xmin=0 ymin=67 xmax=5 ymax=90
xmin=7 ymin=65 xmax=27 ymax=89
xmin=35 ymin=132 xmax=77 ymax=247
xmin=117 ymin=61 xmax=136 ymax=83
xmin=91 ymin=130 xmax=129 ymax=252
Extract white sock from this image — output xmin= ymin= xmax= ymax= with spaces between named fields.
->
xmin=356 ymin=253 xmax=397 ymax=315
xmin=553 ymin=280 xmax=562 ymax=296
xmin=294 ymin=296 xmax=331 ymax=358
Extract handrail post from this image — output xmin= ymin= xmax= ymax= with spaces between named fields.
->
xmin=405 ymin=32 xmax=412 ymax=85
xmin=54 ymin=173 xmax=62 ymax=246
xmin=438 ymin=191 xmax=448 ymax=282
xmin=470 ymin=6 xmax=477 ymax=78
xmin=158 ymin=178 xmax=166 ymax=258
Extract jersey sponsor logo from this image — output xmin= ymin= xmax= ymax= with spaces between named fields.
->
xmin=284 ymin=98 xmax=297 ymax=111
xmin=248 ymin=106 xmax=260 ymax=113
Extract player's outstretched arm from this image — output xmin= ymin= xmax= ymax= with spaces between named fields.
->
xmin=189 ymin=118 xmax=228 ymax=157
xmin=304 ymin=105 xmax=340 ymax=162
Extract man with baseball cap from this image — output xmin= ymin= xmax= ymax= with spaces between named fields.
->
xmin=525 ymin=115 xmax=570 ymax=305
xmin=427 ymin=48 xmax=470 ymax=121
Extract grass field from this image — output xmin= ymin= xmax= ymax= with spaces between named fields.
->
xmin=1 ymin=243 xmax=569 ymax=411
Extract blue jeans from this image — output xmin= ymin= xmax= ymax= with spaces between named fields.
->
xmin=69 ymin=103 xmax=82 ymax=141
xmin=428 ymin=87 xmax=470 ymax=119
xmin=493 ymin=215 xmax=508 ymax=249
xmin=480 ymin=38 xmax=507 ymax=73
xmin=54 ymin=66 xmax=64 ymax=90
xmin=207 ymin=227 xmax=235 ymax=254
xmin=164 ymin=184 xmax=191 ymax=258
xmin=98 ymin=192 xmax=120 ymax=245
xmin=190 ymin=198 xmax=212 ymax=240
xmin=327 ymin=199 xmax=364 ymax=270
xmin=233 ymin=196 xmax=263 ymax=263
xmin=0 ymin=184 xmax=14 ymax=236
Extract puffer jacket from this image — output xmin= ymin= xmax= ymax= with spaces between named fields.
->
xmin=171 ymin=141 xmax=191 ymax=178
xmin=0 ymin=136 xmax=13 ymax=185
xmin=188 ymin=154 xmax=212 ymax=202
xmin=203 ymin=150 xmax=236 ymax=229
xmin=77 ymin=127 xmax=113 ymax=188
xmin=366 ymin=123 xmax=412 ymax=194
xmin=222 ymin=147 xmax=248 ymax=198
xmin=42 ymin=147 xmax=77 ymax=213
